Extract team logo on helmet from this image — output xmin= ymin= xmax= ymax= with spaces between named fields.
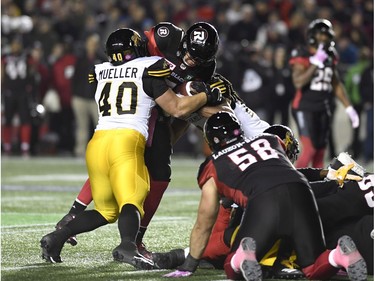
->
xmin=157 ymin=26 xmax=170 ymax=37
xmin=190 ymin=28 xmax=208 ymax=45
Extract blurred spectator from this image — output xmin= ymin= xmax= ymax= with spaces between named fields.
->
xmin=254 ymin=0 xmax=270 ymax=24
xmin=28 ymin=42 xmax=50 ymax=155
xmin=256 ymin=11 xmax=288 ymax=49
xmin=268 ymin=0 xmax=295 ymax=26
xmin=1 ymin=37 xmax=37 ymax=156
xmin=226 ymin=4 xmax=260 ymax=50
xmin=359 ymin=60 xmax=374 ymax=163
xmin=1 ymin=2 xmax=33 ymax=35
xmin=49 ymin=40 xmax=76 ymax=155
xmin=265 ymin=45 xmax=294 ymax=125
xmin=1 ymin=0 xmax=372 ymax=158
xmin=71 ymin=33 xmax=105 ymax=157
xmin=336 ymin=36 xmax=359 ymax=66
xmin=287 ymin=12 xmax=308 ymax=50
xmin=29 ymin=17 xmax=59 ymax=63
xmin=344 ymin=47 xmax=372 ymax=158
xmin=231 ymin=46 xmax=273 ymax=121
xmin=346 ymin=11 xmax=370 ymax=49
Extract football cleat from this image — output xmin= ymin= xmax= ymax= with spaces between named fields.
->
xmin=152 ymin=249 xmax=186 ymax=269
xmin=137 ymin=242 xmax=152 ymax=259
xmin=40 ymin=232 xmax=65 ymax=263
xmin=232 ymin=237 xmax=262 ymax=281
xmin=332 ymin=235 xmax=367 ymax=281
xmin=272 ymin=263 xmax=305 ymax=279
xmin=55 ymin=214 xmax=77 ymax=246
xmin=112 ymin=242 xmax=156 ymax=270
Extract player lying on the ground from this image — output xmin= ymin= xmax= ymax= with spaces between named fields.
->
xmin=152 ymin=127 xmax=371 ymax=278
xmin=160 ymin=112 xmax=367 ymax=280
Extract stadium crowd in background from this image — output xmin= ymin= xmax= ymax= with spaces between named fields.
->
xmin=1 ymin=0 xmax=373 ymax=160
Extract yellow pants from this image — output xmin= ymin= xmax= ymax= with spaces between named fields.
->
xmin=231 ymin=226 xmax=297 ymax=267
xmin=86 ymin=129 xmax=150 ymax=222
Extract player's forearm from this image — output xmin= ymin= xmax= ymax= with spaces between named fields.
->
xmin=189 ymin=224 xmax=212 ymax=259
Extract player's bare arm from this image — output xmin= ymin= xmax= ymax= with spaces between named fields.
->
xmin=189 ymin=177 xmax=220 ymax=259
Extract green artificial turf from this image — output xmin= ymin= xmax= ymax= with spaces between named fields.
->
xmin=1 ymin=156 xmax=373 ymax=281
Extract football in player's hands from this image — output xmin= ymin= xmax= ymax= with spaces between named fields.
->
xmin=175 ymin=81 xmax=208 ymax=97
xmin=175 ymin=81 xmax=194 ymax=97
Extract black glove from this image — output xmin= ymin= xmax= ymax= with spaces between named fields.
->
xmin=190 ymin=81 xmax=209 ymax=94
xmin=176 ymin=253 xmax=199 ymax=273
xmin=205 ymin=87 xmax=223 ymax=106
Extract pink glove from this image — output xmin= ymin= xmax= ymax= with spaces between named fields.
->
xmin=309 ymin=44 xmax=328 ymax=68
xmin=345 ymin=106 xmax=360 ymax=128
xmin=163 ymin=270 xmax=193 ymax=278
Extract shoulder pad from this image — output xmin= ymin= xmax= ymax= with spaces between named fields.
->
xmin=146 ymin=58 xmax=171 ymax=78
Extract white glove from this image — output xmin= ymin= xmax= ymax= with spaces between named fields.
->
xmin=345 ymin=106 xmax=360 ymax=128
xmin=309 ymin=44 xmax=328 ymax=68
xmin=326 ymin=163 xmax=363 ymax=187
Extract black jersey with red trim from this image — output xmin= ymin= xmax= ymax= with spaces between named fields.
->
xmin=314 ymin=173 xmax=373 ymax=219
xmin=289 ymin=46 xmax=338 ymax=111
xmin=197 ymin=134 xmax=309 ymax=208
xmin=144 ymin=22 xmax=216 ymax=89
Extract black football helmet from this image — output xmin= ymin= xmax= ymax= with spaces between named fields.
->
xmin=307 ymin=18 xmax=335 ymax=50
xmin=264 ymin=125 xmax=299 ymax=163
xmin=105 ymin=28 xmax=146 ymax=65
xmin=179 ymin=22 xmax=219 ymax=64
xmin=204 ymin=111 xmax=243 ymax=152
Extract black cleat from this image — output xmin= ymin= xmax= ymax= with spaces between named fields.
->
xmin=40 ymin=232 xmax=65 ymax=263
xmin=152 ymin=249 xmax=185 ymax=269
xmin=55 ymin=214 xmax=77 ymax=246
xmin=272 ymin=266 xmax=305 ymax=279
xmin=271 ymin=259 xmax=305 ymax=279
xmin=112 ymin=242 xmax=156 ymax=270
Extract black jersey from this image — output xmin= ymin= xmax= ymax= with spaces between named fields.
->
xmin=289 ymin=46 xmax=338 ymax=111
xmin=313 ymin=173 xmax=373 ymax=231
xmin=144 ymin=22 xmax=216 ymax=88
xmin=2 ymin=52 xmax=36 ymax=93
xmin=197 ymin=134 xmax=309 ymax=208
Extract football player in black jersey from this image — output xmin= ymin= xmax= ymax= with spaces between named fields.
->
xmin=164 ymin=112 xmax=367 ymax=281
xmin=289 ymin=19 xmax=359 ymax=169
xmin=54 ymin=22 xmax=269 ymax=255
xmin=2 ymin=37 xmax=37 ymax=156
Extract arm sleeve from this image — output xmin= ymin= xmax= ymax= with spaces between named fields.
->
xmin=143 ymin=58 xmax=171 ymax=99
xmin=298 ymin=168 xmax=323 ymax=181
xmin=310 ymin=181 xmax=338 ymax=198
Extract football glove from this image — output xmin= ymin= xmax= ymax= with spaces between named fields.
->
xmin=309 ymin=44 xmax=328 ymax=68
xmin=345 ymin=106 xmax=360 ymax=128
xmin=205 ymin=87 xmax=223 ymax=106
xmin=326 ymin=163 xmax=363 ymax=187
xmin=163 ymin=254 xmax=199 ymax=277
